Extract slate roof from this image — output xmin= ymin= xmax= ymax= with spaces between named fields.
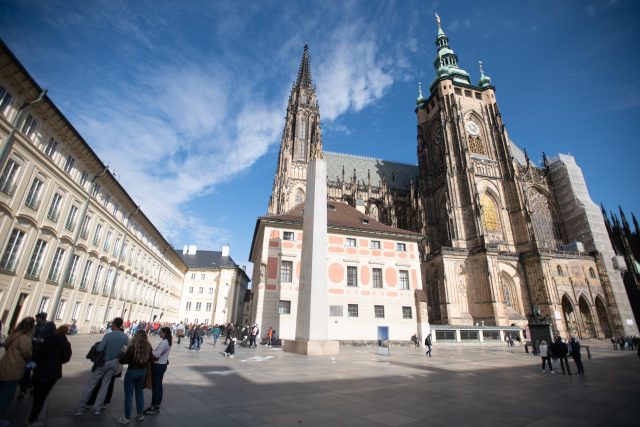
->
xmin=261 ymin=201 xmax=422 ymax=238
xmin=324 ymin=151 xmax=418 ymax=190
xmin=178 ymin=250 xmax=241 ymax=270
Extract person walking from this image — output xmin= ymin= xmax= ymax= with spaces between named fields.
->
xmin=410 ymin=333 xmax=419 ymax=348
xmin=569 ymin=337 xmax=585 ymax=375
xmin=144 ymin=327 xmax=172 ymax=415
xmin=249 ymin=324 xmax=259 ymax=349
xmin=0 ymin=317 xmax=35 ymax=427
xmin=224 ymin=337 xmax=236 ymax=358
xmin=68 ymin=317 xmax=129 ymax=416
xmin=194 ymin=324 xmax=203 ymax=351
xmin=27 ymin=325 xmax=72 ymax=426
xmin=176 ymin=322 xmax=185 ymax=344
xmin=539 ymin=339 xmax=553 ymax=373
xmin=118 ymin=330 xmax=154 ymax=424
xmin=425 ymin=333 xmax=432 ymax=357
xmin=212 ymin=324 xmax=221 ymax=347
xmin=266 ymin=327 xmax=273 ymax=347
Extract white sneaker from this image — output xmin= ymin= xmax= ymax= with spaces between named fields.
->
xmin=135 ymin=414 xmax=145 ymax=421
xmin=118 ymin=418 xmax=130 ymax=425
xmin=229 ymin=355 xmax=234 ymax=358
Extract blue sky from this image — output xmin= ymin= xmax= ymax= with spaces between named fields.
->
xmin=1 ymin=0 xmax=639 ymax=276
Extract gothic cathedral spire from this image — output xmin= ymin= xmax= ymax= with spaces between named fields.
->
xmin=268 ymin=45 xmax=323 ymax=215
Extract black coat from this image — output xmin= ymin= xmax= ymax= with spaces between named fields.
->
xmin=33 ymin=335 xmax=72 ymax=383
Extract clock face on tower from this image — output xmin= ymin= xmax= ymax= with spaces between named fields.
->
xmin=465 ymin=120 xmax=480 ymax=136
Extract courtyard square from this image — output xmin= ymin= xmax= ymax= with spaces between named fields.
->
xmin=3 ymin=334 xmax=639 ymax=427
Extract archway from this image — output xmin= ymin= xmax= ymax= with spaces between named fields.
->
xmin=579 ymin=296 xmax=596 ymax=338
xmin=595 ymin=297 xmax=612 ymax=338
xmin=561 ymin=295 xmax=579 ymax=337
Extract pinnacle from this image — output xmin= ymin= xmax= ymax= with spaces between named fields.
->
xmin=295 ymin=44 xmax=313 ymax=88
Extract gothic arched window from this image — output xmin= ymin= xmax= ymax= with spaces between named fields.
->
xmin=480 ymin=193 xmax=500 ymax=233
xmin=295 ymin=190 xmax=304 ymax=205
xmin=296 ymin=117 xmax=308 ymax=140
xmin=557 ymin=265 xmax=564 ymax=277
xmin=527 ymin=188 xmax=563 ymax=250
xmin=589 ymin=267 xmax=596 ymax=279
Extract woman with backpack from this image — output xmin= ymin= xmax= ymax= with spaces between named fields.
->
xmin=144 ymin=327 xmax=172 ymax=415
xmin=118 ymin=330 xmax=154 ymax=424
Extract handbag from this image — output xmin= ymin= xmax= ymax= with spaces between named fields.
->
xmin=143 ymin=363 xmax=153 ymax=389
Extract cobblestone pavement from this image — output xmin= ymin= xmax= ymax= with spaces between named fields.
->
xmin=3 ymin=335 xmax=638 ymax=426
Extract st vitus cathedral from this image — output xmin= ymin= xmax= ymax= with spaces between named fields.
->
xmin=268 ymin=16 xmax=638 ymax=339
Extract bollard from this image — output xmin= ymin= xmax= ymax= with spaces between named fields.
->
xmin=586 ymin=345 xmax=592 ymax=359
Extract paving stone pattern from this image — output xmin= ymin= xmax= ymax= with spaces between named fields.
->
xmin=3 ymin=335 xmax=639 ymax=426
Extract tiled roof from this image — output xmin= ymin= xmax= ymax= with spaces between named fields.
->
xmin=325 ymin=151 xmax=418 ymax=190
xmin=261 ymin=201 xmax=422 ymax=239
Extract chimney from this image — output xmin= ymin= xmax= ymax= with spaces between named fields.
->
xmin=222 ymin=244 xmax=230 ymax=257
xmin=188 ymin=245 xmax=197 ymax=255
xmin=182 ymin=245 xmax=188 ymax=254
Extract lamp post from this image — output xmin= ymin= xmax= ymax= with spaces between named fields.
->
xmin=0 ymin=89 xmax=48 ymax=174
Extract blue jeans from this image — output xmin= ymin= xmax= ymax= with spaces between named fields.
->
xmin=123 ymin=368 xmax=146 ymax=419
xmin=195 ymin=337 xmax=201 ymax=350
xmin=0 ymin=380 xmax=19 ymax=420
xmin=150 ymin=364 xmax=167 ymax=406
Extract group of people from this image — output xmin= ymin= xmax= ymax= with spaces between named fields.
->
xmin=538 ymin=336 xmax=585 ymax=375
xmin=611 ymin=336 xmax=639 ymax=354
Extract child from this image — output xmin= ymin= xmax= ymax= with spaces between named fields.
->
xmin=224 ymin=337 xmax=236 ymax=358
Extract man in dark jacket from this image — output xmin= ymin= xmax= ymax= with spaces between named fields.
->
xmin=425 ymin=334 xmax=433 ymax=357
xmin=554 ymin=336 xmax=572 ymax=375
xmin=19 ymin=312 xmax=56 ymax=398
xmin=569 ymin=337 xmax=584 ymax=375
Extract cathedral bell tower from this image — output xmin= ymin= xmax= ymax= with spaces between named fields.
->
xmin=268 ymin=45 xmax=323 ymax=215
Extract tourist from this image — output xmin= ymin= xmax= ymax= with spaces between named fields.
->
xmin=212 ymin=324 xmax=221 ymax=347
xmin=554 ymin=336 xmax=572 ymax=375
xmin=410 ymin=333 xmax=419 ymax=348
xmin=250 ymin=324 xmax=259 ymax=348
xmin=267 ymin=327 xmax=273 ymax=347
xmin=569 ymin=337 xmax=584 ymax=375
xmin=68 ymin=317 xmax=129 ymax=416
xmin=118 ymin=330 xmax=154 ymax=424
xmin=0 ymin=317 xmax=35 ymax=427
xmin=176 ymin=321 xmax=185 ymax=344
xmin=27 ymin=325 xmax=72 ymax=426
xmin=188 ymin=324 xmax=195 ymax=349
xmin=20 ymin=312 xmax=56 ymax=399
xmin=193 ymin=324 xmax=203 ymax=351
xmin=224 ymin=337 xmax=236 ymax=358
xmin=539 ymin=339 xmax=553 ymax=373
xmin=425 ymin=333 xmax=432 ymax=357
xmin=144 ymin=326 xmax=172 ymax=415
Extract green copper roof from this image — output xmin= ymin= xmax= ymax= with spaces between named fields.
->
xmin=478 ymin=61 xmax=492 ymax=88
xmin=431 ymin=13 xmax=470 ymax=89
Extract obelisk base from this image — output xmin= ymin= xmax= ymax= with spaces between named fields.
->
xmin=283 ymin=339 xmax=339 ymax=356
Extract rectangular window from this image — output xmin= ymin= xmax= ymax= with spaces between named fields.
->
xmin=85 ymin=303 xmax=94 ymax=321
xmin=79 ymin=216 xmax=90 ymax=239
xmin=47 ymin=193 xmax=63 ymax=221
xmin=47 ymin=247 xmax=66 ymax=282
xmin=103 ymin=230 xmax=112 ymax=252
xmin=21 ymin=114 xmax=38 ymax=138
xmin=200 ymin=273 xmax=205 ymax=280
xmin=66 ymin=254 xmax=80 ymax=285
xmin=44 ymin=138 xmax=58 ymax=157
xmin=65 ymin=205 xmax=79 ymax=231
xmin=25 ymin=239 xmax=48 ymax=277
xmin=374 ymin=305 xmax=385 ymax=318
xmin=206 ymin=302 xmax=212 ymax=311
xmin=278 ymin=300 xmax=291 ymax=314
xmin=112 ymin=237 xmax=121 ymax=257
xmin=79 ymin=260 xmax=92 ymax=289
xmin=399 ymin=270 xmax=410 ymax=290
xmin=185 ymin=301 xmax=191 ymax=311
xmin=112 ymin=203 xmax=119 ymax=218
xmin=280 ymin=260 xmax=293 ymax=282
xmin=92 ymin=223 xmax=102 ymax=246
xmin=208 ymin=287 xmax=214 ymax=294
xmin=188 ymin=286 xmax=193 ymax=294
xmin=25 ymin=178 xmax=44 ymax=210
xmin=345 ymin=238 xmax=356 ymax=247
xmin=103 ymin=269 xmax=113 ymax=294
xmin=63 ymin=155 xmax=75 ymax=173
xmin=0 ymin=159 xmax=21 ymax=196
xmin=283 ymin=231 xmax=294 ymax=241
xmin=402 ymin=306 xmax=413 ymax=319
xmin=198 ymin=287 xmax=203 ymax=294
xmin=55 ymin=299 xmax=66 ymax=320
xmin=370 ymin=240 xmax=381 ymax=249
xmin=330 ymin=305 xmax=343 ymax=317
xmin=396 ymin=243 xmax=406 ymax=251
xmin=102 ymin=193 xmax=110 ymax=208
xmin=347 ymin=266 xmax=358 ymax=287
xmin=79 ymin=170 xmax=88 ymax=187
xmin=348 ymin=304 xmax=359 ymax=317
xmin=38 ymin=296 xmax=50 ymax=314
xmin=0 ymin=228 xmax=26 ymax=272
xmin=91 ymin=183 xmax=100 ymax=198
xmin=372 ymin=268 xmax=383 ymax=288
xmin=190 ymin=272 xmax=195 ymax=279
xmin=0 ymin=86 xmax=13 ymax=115
xmin=195 ymin=302 xmax=202 ymax=311
xmin=92 ymin=265 xmax=103 ymax=292
xmin=71 ymin=301 xmax=81 ymax=320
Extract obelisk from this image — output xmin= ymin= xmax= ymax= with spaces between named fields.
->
xmin=283 ymin=144 xmax=339 ymax=355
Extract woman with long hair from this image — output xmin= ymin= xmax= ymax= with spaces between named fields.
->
xmin=144 ymin=326 xmax=172 ymax=415
xmin=27 ymin=324 xmax=72 ymax=425
xmin=0 ymin=317 xmax=35 ymax=426
xmin=118 ymin=330 xmax=153 ymax=424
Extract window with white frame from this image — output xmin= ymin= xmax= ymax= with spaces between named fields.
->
xmin=278 ymin=300 xmax=291 ymax=314
xmin=102 ymin=193 xmax=110 ymax=208
xmin=55 ymin=299 xmax=67 ymax=320
xmin=79 ymin=170 xmax=88 ymax=187
xmin=47 ymin=193 xmax=63 ymax=221
xmin=71 ymin=301 xmax=81 ymax=320
xmin=103 ymin=230 xmax=112 ymax=252
xmin=66 ymin=254 xmax=80 ymax=285
xmin=0 ymin=159 xmax=21 ymax=196
xmin=399 ymin=270 xmax=410 ymax=290
xmin=396 ymin=242 xmax=406 ymax=251
xmin=188 ymin=286 xmax=193 ymax=294
xmin=92 ymin=265 xmax=103 ymax=292
xmin=0 ymin=86 xmax=13 ymax=116
xmin=185 ymin=301 xmax=191 ymax=311
xmin=347 ymin=266 xmax=358 ymax=287
xmin=92 ymin=223 xmax=102 ymax=246
xmin=0 ymin=229 xmax=26 ymax=272
xmin=21 ymin=114 xmax=38 ymax=139
xmin=330 ymin=305 xmax=343 ymax=316
xmin=38 ymin=296 xmax=50 ymax=314
xmin=25 ymin=239 xmax=47 ymax=278
xmin=80 ymin=216 xmax=90 ymax=239
xmin=103 ymin=269 xmax=113 ymax=294
xmin=206 ymin=302 xmax=212 ymax=311
xmin=195 ymin=302 xmax=202 ymax=311
xmin=25 ymin=177 xmax=44 ymax=210
xmin=280 ymin=260 xmax=293 ymax=282
xmin=283 ymin=231 xmax=294 ymax=241
xmin=112 ymin=237 xmax=121 ymax=257
xmin=198 ymin=287 xmax=203 ymax=294
xmin=346 ymin=238 xmax=356 ymax=247
xmin=91 ymin=183 xmax=100 ymax=198
xmin=65 ymin=205 xmax=79 ymax=231
xmin=190 ymin=273 xmax=195 ymax=279
xmin=79 ymin=260 xmax=92 ymax=289
xmin=370 ymin=240 xmax=381 ymax=249
xmin=85 ymin=303 xmax=94 ymax=321
xmin=402 ymin=306 xmax=413 ymax=319
xmin=63 ymin=155 xmax=75 ymax=174
xmin=348 ymin=304 xmax=359 ymax=317
xmin=47 ymin=247 xmax=66 ymax=282
xmin=374 ymin=305 xmax=385 ymax=318
xmin=372 ymin=268 xmax=383 ymax=288
xmin=200 ymin=273 xmax=205 ymax=280
xmin=208 ymin=287 xmax=214 ymax=294
xmin=44 ymin=138 xmax=58 ymax=157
